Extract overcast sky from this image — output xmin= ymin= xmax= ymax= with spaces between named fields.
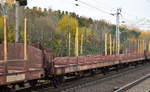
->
xmin=27 ymin=0 xmax=150 ymax=30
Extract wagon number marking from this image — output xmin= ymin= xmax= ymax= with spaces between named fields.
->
xmin=6 ymin=74 xmax=25 ymax=82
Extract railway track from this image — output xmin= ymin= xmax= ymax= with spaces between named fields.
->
xmin=34 ymin=61 xmax=150 ymax=92
xmin=115 ymin=73 xmax=150 ymax=92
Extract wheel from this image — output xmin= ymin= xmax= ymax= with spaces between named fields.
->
xmin=0 ymin=86 xmax=6 ymax=92
xmin=52 ymin=78 xmax=59 ymax=88
xmin=29 ymin=80 xmax=38 ymax=90
xmin=0 ymin=86 xmax=12 ymax=92
xmin=76 ymin=71 xmax=84 ymax=79
xmin=91 ymin=69 xmax=96 ymax=75
xmin=52 ymin=75 xmax=64 ymax=88
xmin=59 ymin=75 xmax=65 ymax=83
xmin=101 ymin=67 xmax=106 ymax=75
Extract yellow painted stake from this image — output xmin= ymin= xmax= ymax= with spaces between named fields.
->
xmin=105 ymin=33 xmax=107 ymax=55
xmin=129 ymin=39 xmax=131 ymax=54
xmin=148 ymin=41 xmax=149 ymax=52
xmin=134 ymin=40 xmax=136 ymax=53
xmin=109 ymin=34 xmax=112 ymax=55
xmin=75 ymin=27 xmax=79 ymax=56
xmin=112 ymin=39 xmax=115 ymax=54
xmin=116 ymin=38 xmax=118 ymax=54
xmin=148 ymin=42 xmax=149 ymax=52
xmin=139 ymin=40 xmax=141 ymax=53
xmin=80 ymin=33 xmax=83 ymax=55
xmin=68 ymin=32 xmax=71 ymax=56
xmin=112 ymin=39 xmax=114 ymax=54
xmin=140 ymin=40 xmax=142 ymax=53
xmin=143 ymin=40 xmax=145 ymax=53
xmin=149 ymin=41 xmax=150 ymax=52
xmin=138 ymin=40 xmax=140 ymax=53
xmin=136 ymin=40 xmax=138 ymax=53
xmin=132 ymin=40 xmax=134 ymax=53
xmin=140 ymin=40 xmax=143 ymax=53
xmin=3 ymin=16 xmax=8 ymax=61
xmin=24 ymin=18 xmax=27 ymax=60
xmin=118 ymin=38 xmax=120 ymax=54
xmin=3 ymin=16 xmax=8 ymax=74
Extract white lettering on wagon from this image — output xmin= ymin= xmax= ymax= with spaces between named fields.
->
xmin=6 ymin=74 xmax=25 ymax=82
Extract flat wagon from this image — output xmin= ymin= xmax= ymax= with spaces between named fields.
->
xmin=0 ymin=43 xmax=45 ymax=91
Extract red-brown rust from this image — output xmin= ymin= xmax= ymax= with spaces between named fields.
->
xmin=0 ymin=43 xmax=45 ymax=86
xmin=52 ymin=53 xmax=146 ymax=75
xmin=0 ymin=42 xmax=149 ymax=86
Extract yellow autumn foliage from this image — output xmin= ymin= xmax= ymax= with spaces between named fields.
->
xmin=140 ymin=31 xmax=150 ymax=39
xmin=58 ymin=15 xmax=78 ymax=40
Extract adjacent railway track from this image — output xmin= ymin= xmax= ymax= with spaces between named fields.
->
xmin=115 ymin=73 xmax=150 ymax=92
xmin=34 ymin=61 xmax=150 ymax=92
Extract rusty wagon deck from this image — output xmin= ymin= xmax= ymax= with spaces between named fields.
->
xmin=0 ymin=43 xmax=45 ymax=86
xmin=52 ymin=53 xmax=147 ymax=75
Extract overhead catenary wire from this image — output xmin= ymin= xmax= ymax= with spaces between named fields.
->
xmin=75 ymin=0 xmax=150 ymax=30
xmin=120 ymin=8 xmax=149 ymax=25
xmin=92 ymin=0 xmax=114 ymax=9
xmin=122 ymin=17 xmax=150 ymax=29
xmin=75 ymin=0 xmax=112 ymax=15
xmin=120 ymin=10 xmax=150 ymax=29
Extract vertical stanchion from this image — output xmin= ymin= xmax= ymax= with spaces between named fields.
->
xmin=109 ymin=34 xmax=112 ymax=55
xmin=24 ymin=18 xmax=27 ymax=60
xmin=138 ymin=40 xmax=139 ymax=54
xmin=137 ymin=40 xmax=139 ymax=53
xmin=112 ymin=39 xmax=115 ymax=54
xmin=132 ymin=39 xmax=134 ymax=53
xmin=149 ymin=41 xmax=150 ymax=52
xmin=129 ymin=39 xmax=131 ymax=53
xmin=141 ymin=40 xmax=143 ymax=53
xmin=118 ymin=36 xmax=120 ymax=54
xmin=4 ymin=16 xmax=8 ymax=62
xmin=84 ymin=29 xmax=87 ymax=56
xmin=143 ymin=40 xmax=145 ymax=53
xmin=68 ymin=32 xmax=71 ymax=56
xmin=105 ymin=33 xmax=107 ymax=55
xmin=134 ymin=39 xmax=136 ymax=53
xmin=129 ymin=39 xmax=131 ymax=54
xmin=15 ymin=1 xmax=20 ymax=42
xmin=116 ymin=38 xmax=118 ymax=54
xmin=139 ymin=40 xmax=140 ymax=53
xmin=140 ymin=40 xmax=142 ymax=53
xmin=136 ymin=40 xmax=138 ymax=54
xmin=3 ymin=16 xmax=8 ymax=74
xmin=75 ymin=27 xmax=79 ymax=56
xmin=80 ymin=33 xmax=83 ymax=55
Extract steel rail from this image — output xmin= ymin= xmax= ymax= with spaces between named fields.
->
xmin=114 ymin=74 xmax=150 ymax=92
